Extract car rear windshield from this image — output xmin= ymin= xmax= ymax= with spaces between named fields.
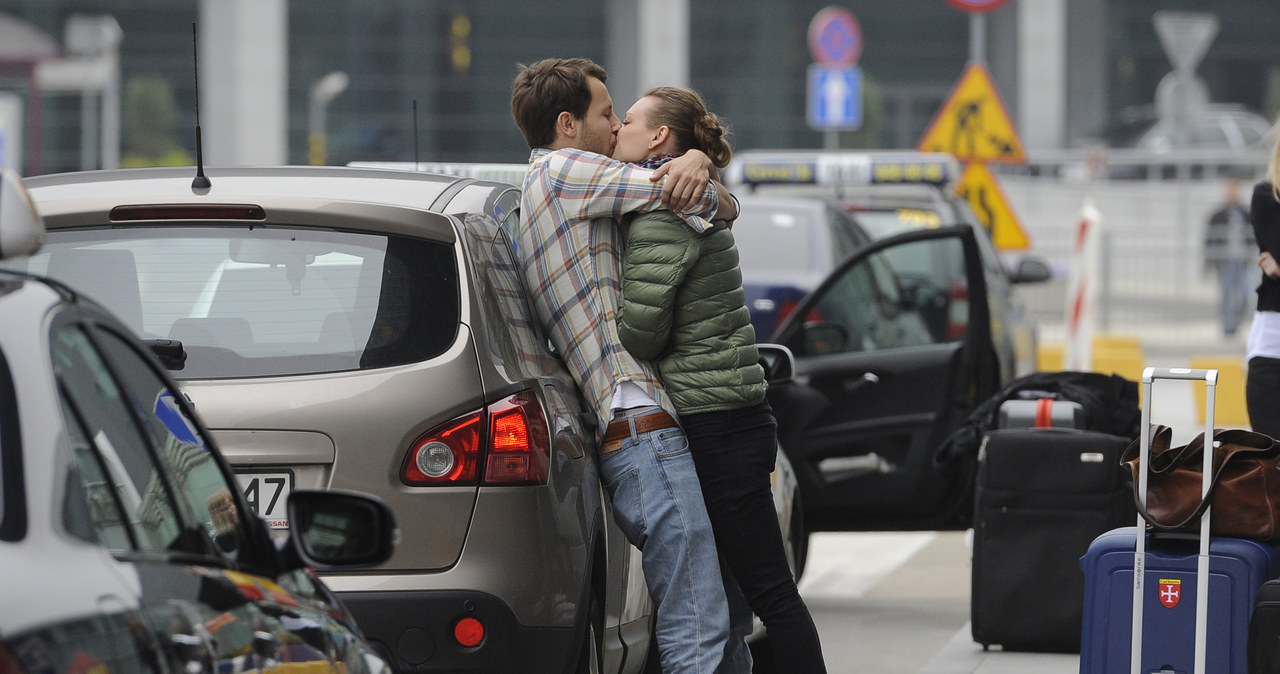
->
xmin=11 ymin=226 xmax=459 ymax=379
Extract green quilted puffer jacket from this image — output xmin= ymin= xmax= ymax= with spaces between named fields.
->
xmin=617 ymin=209 xmax=765 ymax=415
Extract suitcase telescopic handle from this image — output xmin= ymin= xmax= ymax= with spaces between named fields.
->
xmin=1131 ymin=366 xmax=1218 ymax=674
xmin=1143 ymin=366 xmax=1219 ymax=384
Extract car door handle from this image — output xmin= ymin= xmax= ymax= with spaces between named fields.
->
xmin=844 ymin=372 xmax=880 ymax=394
xmin=252 ymin=628 xmax=283 ymax=662
xmin=169 ymin=631 xmax=213 ymax=671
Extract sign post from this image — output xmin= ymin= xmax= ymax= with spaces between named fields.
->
xmin=945 ymin=0 xmax=1011 ymax=64
xmin=1153 ymin=11 xmax=1218 ymax=148
xmin=806 ymin=6 xmax=863 ymax=149
xmin=922 ymin=2 xmax=1027 ymax=251
xmin=918 ymin=63 xmax=1030 ymax=249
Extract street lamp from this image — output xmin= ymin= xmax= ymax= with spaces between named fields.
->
xmin=308 ymin=70 xmax=348 ymax=165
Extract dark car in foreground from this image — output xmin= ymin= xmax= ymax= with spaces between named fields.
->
xmin=723 ymin=151 xmax=1050 ymax=532
xmin=0 ymin=168 xmax=398 ymax=674
xmin=13 ymin=165 xmax=655 ymax=674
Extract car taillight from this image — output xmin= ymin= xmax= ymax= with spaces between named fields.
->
xmin=947 ymin=281 xmax=969 ymax=339
xmin=777 ymin=299 xmax=800 ymax=325
xmin=0 ymin=644 xmax=23 ymax=674
xmin=483 ymin=394 xmax=549 ymax=485
xmin=108 ymin=204 xmax=266 ymax=221
xmin=402 ymin=412 xmax=482 ymax=485
xmin=401 ymin=392 xmax=550 ymax=487
xmin=778 ymin=300 xmax=825 ymax=328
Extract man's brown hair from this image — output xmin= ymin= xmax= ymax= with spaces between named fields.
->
xmin=511 ymin=58 xmax=608 ymax=149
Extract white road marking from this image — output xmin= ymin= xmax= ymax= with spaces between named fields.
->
xmin=797 ymin=531 xmax=937 ymax=598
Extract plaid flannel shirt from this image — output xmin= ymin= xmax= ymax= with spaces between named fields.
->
xmin=511 ymin=147 xmax=719 ymax=437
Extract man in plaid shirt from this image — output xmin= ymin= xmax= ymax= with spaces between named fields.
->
xmin=510 ymin=58 xmax=747 ymax=673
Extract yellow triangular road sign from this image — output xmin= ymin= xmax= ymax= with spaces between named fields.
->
xmin=955 ymin=161 xmax=1030 ymax=250
xmin=918 ymin=63 xmax=1025 ymax=164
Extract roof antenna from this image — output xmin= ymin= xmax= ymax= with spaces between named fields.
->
xmin=191 ymin=22 xmax=211 ymax=189
xmin=413 ymin=99 xmax=420 ymax=171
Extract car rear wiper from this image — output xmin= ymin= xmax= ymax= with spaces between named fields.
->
xmin=146 ymin=339 xmax=188 ymax=371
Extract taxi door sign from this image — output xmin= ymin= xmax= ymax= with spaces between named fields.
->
xmin=955 ymin=161 xmax=1030 ymax=250
xmin=1159 ymin=578 xmax=1182 ymax=609
xmin=918 ymin=63 xmax=1025 ymax=164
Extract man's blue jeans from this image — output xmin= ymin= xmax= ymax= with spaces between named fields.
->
xmin=1218 ymin=260 xmax=1255 ymax=336
xmin=598 ymin=406 xmax=732 ymax=674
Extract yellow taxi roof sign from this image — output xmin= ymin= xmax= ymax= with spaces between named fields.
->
xmin=917 ymin=63 xmax=1025 ymax=164
xmin=955 ymin=161 xmax=1030 ymax=250
xmin=725 ymin=150 xmax=961 ymax=188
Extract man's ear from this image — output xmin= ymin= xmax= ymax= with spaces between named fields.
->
xmin=556 ymin=111 xmax=578 ymax=140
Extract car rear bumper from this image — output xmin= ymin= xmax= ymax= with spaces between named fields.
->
xmin=339 ymin=589 xmax=574 ymax=673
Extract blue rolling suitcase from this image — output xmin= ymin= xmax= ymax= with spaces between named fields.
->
xmin=1079 ymin=527 xmax=1280 ymax=673
xmin=1078 ymin=367 xmax=1280 ymax=674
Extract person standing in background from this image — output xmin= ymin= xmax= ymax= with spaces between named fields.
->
xmin=1204 ymin=176 xmax=1255 ymax=337
xmin=1247 ymin=121 xmax=1280 ymax=439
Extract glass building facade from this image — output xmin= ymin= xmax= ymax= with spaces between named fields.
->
xmin=0 ymin=0 xmax=1276 ymax=175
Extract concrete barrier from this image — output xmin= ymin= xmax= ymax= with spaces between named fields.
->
xmin=1036 ymin=334 xmax=1144 ymax=384
xmin=1188 ymin=355 xmax=1251 ymax=428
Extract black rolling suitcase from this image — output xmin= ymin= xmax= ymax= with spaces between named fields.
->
xmin=1250 ymin=579 xmax=1280 ymax=673
xmin=970 ymin=427 xmax=1135 ymax=651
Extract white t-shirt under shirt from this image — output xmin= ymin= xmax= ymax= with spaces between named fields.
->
xmin=611 ymin=380 xmax=661 ymax=417
xmin=1247 ymin=311 xmax=1280 ymax=361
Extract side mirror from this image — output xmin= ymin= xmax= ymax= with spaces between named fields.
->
xmin=799 ymin=322 xmax=850 ymax=356
xmin=757 ymin=343 xmax=796 ymax=383
xmin=282 ymin=489 xmax=398 ymax=570
xmin=1009 ymin=256 xmax=1052 ymax=284
xmin=0 ymin=169 xmax=45 ymax=261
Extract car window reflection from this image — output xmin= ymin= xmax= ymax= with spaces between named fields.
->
xmin=53 ymin=323 xmax=186 ymax=551
xmin=799 ymin=237 xmax=969 ymax=355
xmin=93 ymin=328 xmax=242 ymax=556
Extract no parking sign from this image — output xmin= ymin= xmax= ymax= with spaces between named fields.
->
xmin=945 ymin=0 xmax=1010 ymax=12
xmin=808 ymin=6 xmax=861 ymax=67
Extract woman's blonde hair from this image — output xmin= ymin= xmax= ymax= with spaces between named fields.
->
xmin=642 ymin=86 xmax=733 ymax=168
xmin=1267 ymin=114 xmax=1280 ymax=201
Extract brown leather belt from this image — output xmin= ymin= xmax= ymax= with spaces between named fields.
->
xmin=600 ymin=410 xmax=678 ymax=452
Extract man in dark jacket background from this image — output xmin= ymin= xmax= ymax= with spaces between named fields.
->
xmin=1204 ymin=176 xmax=1256 ymax=337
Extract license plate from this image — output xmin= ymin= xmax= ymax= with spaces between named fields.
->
xmin=235 ymin=471 xmax=293 ymax=529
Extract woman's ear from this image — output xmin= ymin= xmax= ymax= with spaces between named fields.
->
xmin=650 ymin=125 xmax=670 ymax=150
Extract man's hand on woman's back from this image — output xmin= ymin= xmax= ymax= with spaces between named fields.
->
xmin=651 ymin=150 xmax=712 ymax=213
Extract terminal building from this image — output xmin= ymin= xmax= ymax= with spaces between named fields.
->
xmin=0 ymin=0 xmax=1275 ymax=173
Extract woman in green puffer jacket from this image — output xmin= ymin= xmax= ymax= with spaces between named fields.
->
xmin=613 ymin=86 xmax=827 ymax=673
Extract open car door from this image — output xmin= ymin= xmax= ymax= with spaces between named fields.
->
xmin=767 ymin=225 xmax=999 ymax=531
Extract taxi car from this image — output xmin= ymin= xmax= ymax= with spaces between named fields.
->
xmin=0 ymin=169 xmax=398 ymax=674
xmin=11 ymin=165 xmax=655 ymax=674
xmin=724 ymin=151 xmax=1050 ymax=532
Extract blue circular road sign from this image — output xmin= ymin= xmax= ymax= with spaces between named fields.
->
xmin=808 ymin=7 xmax=861 ymax=67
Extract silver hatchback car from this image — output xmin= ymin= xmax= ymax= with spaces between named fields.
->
xmin=0 ymin=167 xmax=400 ymax=674
xmin=13 ymin=166 xmax=651 ymax=674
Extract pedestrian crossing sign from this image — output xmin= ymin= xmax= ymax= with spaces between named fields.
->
xmin=918 ymin=63 xmax=1025 ymax=164
xmin=955 ymin=161 xmax=1030 ymax=250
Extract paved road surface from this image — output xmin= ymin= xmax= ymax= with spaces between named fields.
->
xmin=787 ymin=348 xmax=1217 ymax=673
xmin=794 ymin=531 xmax=1079 ymax=673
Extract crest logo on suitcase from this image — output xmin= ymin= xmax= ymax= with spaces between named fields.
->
xmin=1158 ymin=578 xmax=1181 ymax=608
